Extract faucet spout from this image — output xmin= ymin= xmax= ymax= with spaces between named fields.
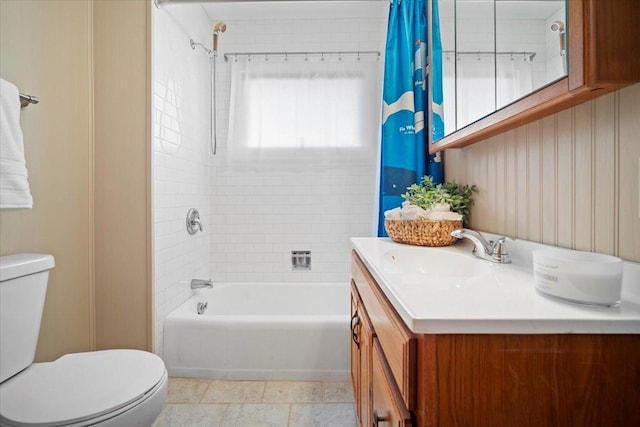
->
xmin=451 ymin=228 xmax=491 ymax=254
xmin=451 ymin=228 xmax=512 ymax=264
xmin=191 ymin=279 xmax=213 ymax=290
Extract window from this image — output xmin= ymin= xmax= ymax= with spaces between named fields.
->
xmin=227 ymin=56 xmax=382 ymax=169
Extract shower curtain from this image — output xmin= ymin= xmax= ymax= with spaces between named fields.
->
xmin=454 ymin=54 xmax=497 ymax=128
xmin=496 ymin=55 xmax=533 ymax=109
xmin=430 ymin=0 xmax=444 ymax=141
xmin=428 ymin=0 xmax=444 ymax=183
xmin=378 ymin=0 xmax=430 ymax=236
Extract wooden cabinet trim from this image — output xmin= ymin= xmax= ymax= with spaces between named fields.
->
xmin=587 ymin=0 xmax=640 ymax=83
xmin=568 ymin=0 xmax=585 ymax=91
xmin=415 ymin=335 xmax=439 ymax=427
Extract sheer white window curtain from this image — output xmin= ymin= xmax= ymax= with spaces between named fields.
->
xmin=442 ymin=54 xmax=533 ymax=133
xmin=496 ymin=55 xmax=533 ymax=109
xmin=227 ymin=55 xmax=381 ymax=170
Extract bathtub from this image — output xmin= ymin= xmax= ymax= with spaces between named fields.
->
xmin=163 ymin=282 xmax=351 ymax=381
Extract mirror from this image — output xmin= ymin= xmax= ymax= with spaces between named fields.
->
xmin=433 ymin=0 xmax=567 ymax=141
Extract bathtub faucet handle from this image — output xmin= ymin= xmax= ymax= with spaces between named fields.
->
xmin=191 ymin=279 xmax=213 ymax=290
xmin=186 ymin=208 xmax=203 ymax=235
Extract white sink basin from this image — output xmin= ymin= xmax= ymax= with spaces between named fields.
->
xmin=351 ymin=237 xmax=640 ymax=334
xmin=383 ymin=248 xmax=491 ymax=277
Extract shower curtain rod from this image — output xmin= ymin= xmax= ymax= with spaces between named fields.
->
xmin=223 ymin=50 xmax=381 ymax=62
xmin=443 ymin=50 xmax=536 ymax=60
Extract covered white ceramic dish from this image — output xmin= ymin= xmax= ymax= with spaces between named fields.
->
xmin=533 ymin=248 xmax=623 ymax=307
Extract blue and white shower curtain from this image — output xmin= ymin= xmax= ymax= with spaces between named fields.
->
xmin=427 ymin=0 xmax=444 ymax=185
xmin=378 ymin=0 xmax=442 ymax=236
xmin=430 ymin=0 xmax=444 ymax=143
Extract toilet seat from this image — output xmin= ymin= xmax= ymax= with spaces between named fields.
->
xmin=0 ymin=349 xmax=166 ymax=427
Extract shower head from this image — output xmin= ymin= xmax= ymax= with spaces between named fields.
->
xmin=213 ymin=21 xmax=227 ymax=35
xmin=550 ymin=20 xmax=567 ymax=59
xmin=550 ymin=20 xmax=565 ymax=33
xmin=190 ymin=39 xmax=213 ymax=58
xmin=212 ymin=21 xmax=227 ymax=54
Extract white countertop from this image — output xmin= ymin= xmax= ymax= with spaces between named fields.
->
xmin=351 ymin=236 xmax=640 ymax=334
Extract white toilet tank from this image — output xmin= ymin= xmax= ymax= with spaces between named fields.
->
xmin=0 ymin=254 xmax=55 ymax=383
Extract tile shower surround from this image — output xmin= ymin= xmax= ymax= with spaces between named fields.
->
xmin=153 ymin=3 xmax=389 ymax=355
xmin=209 ymin=10 xmax=388 ymax=283
xmin=153 ymin=4 xmax=212 ymax=355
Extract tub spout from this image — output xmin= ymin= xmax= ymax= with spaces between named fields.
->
xmin=191 ymin=279 xmax=213 ymax=290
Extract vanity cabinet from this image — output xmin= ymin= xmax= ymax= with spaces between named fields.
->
xmin=351 ymin=250 xmax=640 ymax=427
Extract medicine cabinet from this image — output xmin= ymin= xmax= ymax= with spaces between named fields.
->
xmin=429 ymin=0 xmax=640 ymax=153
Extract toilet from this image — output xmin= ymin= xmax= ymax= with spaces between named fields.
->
xmin=0 ymin=254 xmax=168 ymax=426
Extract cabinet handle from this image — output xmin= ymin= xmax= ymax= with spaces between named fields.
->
xmin=350 ymin=312 xmax=360 ymax=348
xmin=373 ymin=410 xmax=389 ymax=426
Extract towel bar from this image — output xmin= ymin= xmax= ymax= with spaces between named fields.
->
xmin=19 ymin=93 xmax=39 ymax=108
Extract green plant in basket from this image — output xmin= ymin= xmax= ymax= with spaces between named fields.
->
xmin=401 ymin=176 xmax=477 ymax=225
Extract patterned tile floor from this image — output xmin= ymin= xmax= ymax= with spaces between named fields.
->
xmin=153 ymin=378 xmax=357 ymax=427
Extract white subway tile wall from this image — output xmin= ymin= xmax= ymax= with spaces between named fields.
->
xmin=210 ymin=5 xmax=388 ymax=282
xmin=153 ymin=5 xmax=213 ymax=355
xmin=153 ymin=2 xmax=388 ymax=354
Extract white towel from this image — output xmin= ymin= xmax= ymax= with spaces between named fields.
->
xmin=425 ymin=203 xmax=463 ymax=221
xmin=0 ymin=78 xmax=33 ymax=209
xmin=384 ymin=207 xmax=402 ymax=219
xmin=400 ymin=202 xmax=430 ymax=220
xmin=427 ymin=211 xmax=463 ymax=221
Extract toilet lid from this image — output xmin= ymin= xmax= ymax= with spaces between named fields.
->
xmin=0 ymin=349 xmax=166 ymax=427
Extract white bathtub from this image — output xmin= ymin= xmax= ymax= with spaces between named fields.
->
xmin=163 ymin=282 xmax=351 ymax=381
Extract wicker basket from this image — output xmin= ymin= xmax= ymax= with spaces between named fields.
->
xmin=384 ymin=219 xmax=462 ymax=247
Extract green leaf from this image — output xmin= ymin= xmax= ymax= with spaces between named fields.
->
xmin=401 ymin=176 xmax=478 ymax=225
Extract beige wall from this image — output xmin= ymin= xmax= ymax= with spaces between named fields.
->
xmin=445 ymin=83 xmax=640 ymax=262
xmin=0 ymin=0 xmax=153 ymax=360
xmin=93 ymin=0 xmax=153 ymax=352
xmin=0 ymin=0 xmax=94 ymax=361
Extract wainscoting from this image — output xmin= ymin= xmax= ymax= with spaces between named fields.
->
xmin=445 ymin=83 xmax=640 ymax=262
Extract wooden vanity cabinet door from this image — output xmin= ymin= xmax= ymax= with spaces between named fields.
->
xmin=351 ymin=281 xmax=374 ymax=427
xmin=372 ymin=338 xmax=412 ymax=427
xmin=358 ymin=303 xmax=373 ymax=427
xmin=350 ymin=284 xmax=359 ymax=413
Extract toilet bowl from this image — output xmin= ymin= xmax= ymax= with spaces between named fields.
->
xmin=0 ymin=350 xmax=168 ymax=427
xmin=0 ymin=254 xmax=167 ymax=426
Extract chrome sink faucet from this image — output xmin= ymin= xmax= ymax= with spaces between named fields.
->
xmin=191 ymin=279 xmax=213 ymax=289
xmin=450 ymin=228 xmax=512 ymax=264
